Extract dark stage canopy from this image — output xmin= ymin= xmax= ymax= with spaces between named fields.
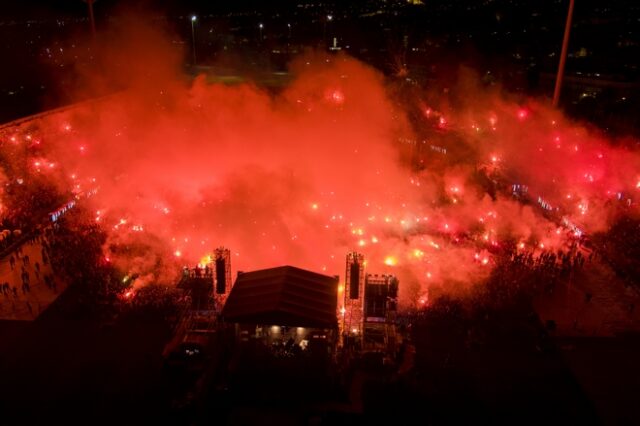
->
xmin=221 ymin=265 xmax=338 ymax=328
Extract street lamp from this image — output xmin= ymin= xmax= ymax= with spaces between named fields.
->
xmin=552 ymin=0 xmax=575 ymax=108
xmin=323 ymin=15 xmax=333 ymax=45
xmin=81 ymin=0 xmax=97 ymax=39
xmin=259 ymin=23 xmax=264 ymax=42
xmin=191 ymin=15 xmax=197 ymax=66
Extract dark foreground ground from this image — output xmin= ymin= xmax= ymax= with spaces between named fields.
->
xmin=0 ymin=285 xmax=639 ymax=426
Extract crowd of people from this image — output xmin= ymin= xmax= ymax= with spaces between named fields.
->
xmin=506 ymin=244 xmax=588 ymax=294
xmin=182 ymin=264 xmax=213 ymax=279
xmin=592 ymin=216 xmax=640 ymax=290
xmin=0 ymin=226 xmax=24 ymax=255
xmin=0 ymin=228 xmax=59 ymax=318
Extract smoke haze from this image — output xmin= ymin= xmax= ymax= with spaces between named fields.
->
xmin=2 ymin=16 xmax=638 ymax=305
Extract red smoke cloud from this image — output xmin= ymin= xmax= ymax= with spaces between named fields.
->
xmin=1 ymin=18 xmax=638 ymax=306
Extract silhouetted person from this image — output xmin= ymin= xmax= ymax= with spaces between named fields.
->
xmin=285 ymin=337 xmax=295 ymax=352
xmin=9 ymin=255 xmax=15 ymax=270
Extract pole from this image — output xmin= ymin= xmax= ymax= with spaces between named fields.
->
xmin=553 ymin=0 xmax=575 ymax=108
xmin=88 ymin=0 xmax=96 ymax=38
xmin=191 ymin=16 xmax=197 ymax=66
xmin=323 ymin=15 xmax=332 ymax=47
xmin=82 ymin=0 xmax=96 ymax=39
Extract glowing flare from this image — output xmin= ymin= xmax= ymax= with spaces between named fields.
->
xmin=517 ymin=108 xmax=528 ymax=120
xmin=329 ymin=89 xmax=345 ymax=104
xmin=384 ymin=256 xmax=397 ymax=266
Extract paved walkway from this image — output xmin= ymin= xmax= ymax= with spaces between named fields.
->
xmin=0 ymin=237 xmax=66 ymax=321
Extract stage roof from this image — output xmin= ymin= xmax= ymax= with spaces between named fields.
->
xmin=221 ymin=265 xmax=338 ymax=328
